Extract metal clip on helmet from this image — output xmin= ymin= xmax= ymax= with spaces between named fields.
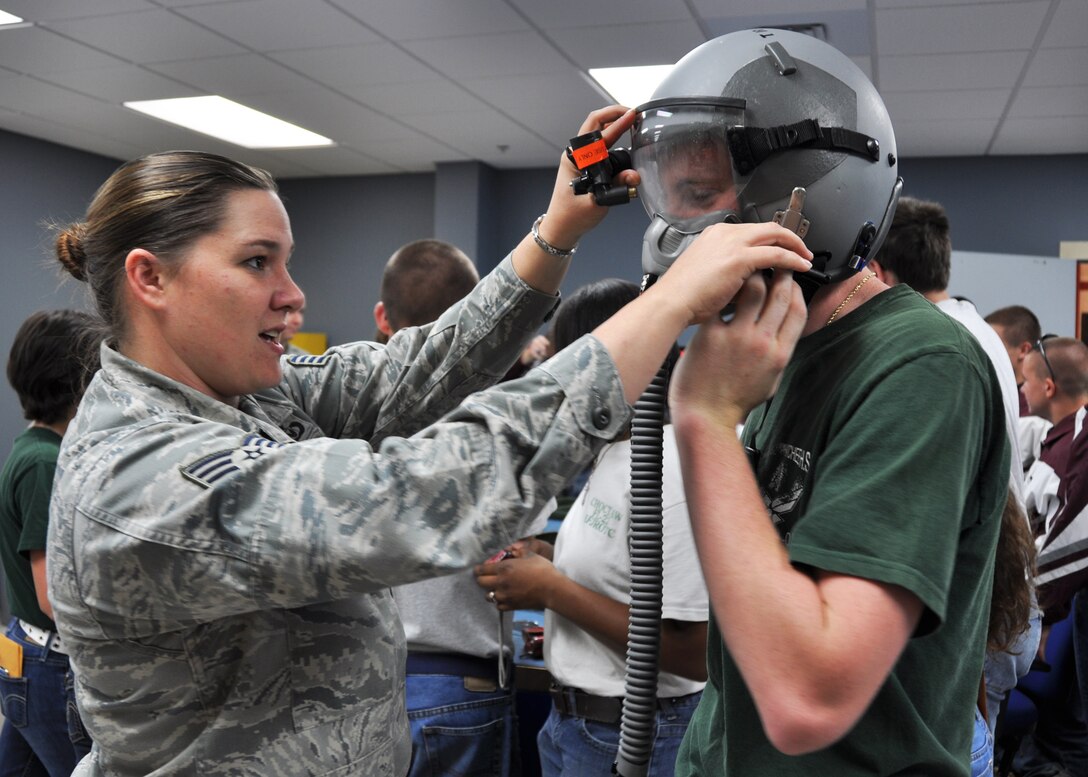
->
xmin=632 ymin=28 xmax=903 ymax=301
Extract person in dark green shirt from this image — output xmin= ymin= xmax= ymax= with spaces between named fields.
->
xmin=0 ymin=309 xmax=100 ymax=776
xmin=624 ymin=28 xmax=1008 ymax=777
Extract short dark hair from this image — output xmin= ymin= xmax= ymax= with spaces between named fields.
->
xmin=1038 ymin=337 xmax=1088 ymax=398
xmin=874 ymin=196 xmax=951 ymax=294
xmin=985 ymin=305 xmax=1042 ymax=347
xmin=7 ymin=310 xmax=103 ymax=424
xmin=379 ymin=240 xmax=479 ymax=333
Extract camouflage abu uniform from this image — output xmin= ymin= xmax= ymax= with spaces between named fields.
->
xmin=48 ymin=256 xmax=630 ymax=777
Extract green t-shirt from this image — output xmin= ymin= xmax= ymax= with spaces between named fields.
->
xmin=0 ymin=426 xmax=62 ymax=631
xmin=677 ymin=286 xmax=1009 ymax=776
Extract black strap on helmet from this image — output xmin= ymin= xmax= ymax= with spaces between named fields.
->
xmin=728 ymin=119 xmax=879 ymax=176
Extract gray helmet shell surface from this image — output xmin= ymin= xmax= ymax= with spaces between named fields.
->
xmin=634 ymin=28 xmax=901 ymax=285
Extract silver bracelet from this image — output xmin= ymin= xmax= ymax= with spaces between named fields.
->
xmin=531 ymin=213 xmax=577 ymax=258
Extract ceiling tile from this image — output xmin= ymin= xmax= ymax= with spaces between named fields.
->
xmin=176 ymin=0 xmax=380 ymax=51
xmin=0 ymin=106 xmax=138 ymax=161
xmin=556 ymin=21 xmax=706 ymax=69
xmin=243 ymin=88 xmax=410 ymax=144
xmin=992 ymin=116 xmax=1088 ymax=154
xmin=892 ymin=118 xmax=995 ymax=157
xmin=40 ymin=65 xmax=200 ymax=103
xmin=880 ymin=51 xmax=1029 ymax=92
xmin=354 ymin=132 xmax=473 ymax=172
xmin=463 ymin=71 xmax=603 ymax=118
xmin=1041 ymin=0 xmax=1088 ymax=49
xmin=149 ymin=54 xmax=318 ymax=96
xmin=401 ymin=32 xmax=571 ymax=80
xmin=510 ymin=0 xmax=692 ymax=27
xmin=329 ymin=0 xmax=528 ymax=40
xmin=885 ymin=88 xmax=1012 ymax=121
xmin=397 ymin=109 xmax=553 ymax=166
xmin=150 ymin=0 xmax=238 ymax=6
xmin=875 ymin=2 xmax=1050 ymax=55
xmin=694 ymin=0 xmax=865 ymax=14
xmin=47 ymin=9 xmax=246 ymax=63
xmin=1009 ymin=85 xmax=1088 ymax=118
xmin=461 ymin=71 xmax=607 ymax=149
xmin=875 ymin=0 xmax=1026 ymax=6
xmin=271 ymin=42 xmax=438 ymax=87
xmin=1024 ymin=47 xmax=1088 ymax=87
xmin=341 ymin=79 xmax=492 ymax=116
xmin=0 ymin=0 xmax=154 ymax=21
xmin=0 ymin=25 xmax=127 ymax=74
xmin=269 ymin=144 xmax=399 ymax=176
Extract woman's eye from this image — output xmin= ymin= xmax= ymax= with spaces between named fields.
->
xmin=245 ymin=256 xmax=267 ymax=271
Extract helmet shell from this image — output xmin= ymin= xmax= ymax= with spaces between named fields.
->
xmin=642 ymin=28 xmax=901 ymax=282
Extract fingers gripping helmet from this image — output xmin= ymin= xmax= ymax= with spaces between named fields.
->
xmin=633 ymin=28 xmax=902 ymax=298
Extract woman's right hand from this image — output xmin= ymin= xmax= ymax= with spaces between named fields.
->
xmin=651 ymin=221 xmax=813 ymax=328
xmin=535 ymin=105 xmax=640 ymax=253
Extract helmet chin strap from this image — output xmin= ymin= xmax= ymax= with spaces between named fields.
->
xmin=796 ymin=266 xmax=832 ymax=305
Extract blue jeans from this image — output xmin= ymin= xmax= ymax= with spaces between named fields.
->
xmin=971 ymin=707 xmax=994 ymax=777
xmin=405 ymin=672 xmax=517 ymax=777
xmin=0 ymin=619 xmax=88 ymax=777
xmin=536 ymin=692 xmax=701 ymax=777
xmin=985 ymin=606 xmax=1043 ymax=732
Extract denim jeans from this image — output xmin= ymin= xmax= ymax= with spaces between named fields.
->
xmin=971 ymin=707 xmax=994 ymax=777
xmin=405 ymin=672 xmax=517 ymax=777
xmin=985 ymin=606 xmax=1043 ymax=732
xmin=0 ymin=619 xmax=86 ymax=777
xmin=536 ymin=691 xmax=701 ymax=777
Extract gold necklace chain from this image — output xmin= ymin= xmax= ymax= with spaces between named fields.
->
xmin=825 ymin=270 xmax=875 ymax=326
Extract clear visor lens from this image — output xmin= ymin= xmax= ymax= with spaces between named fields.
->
xmin=631 ymin=103 xmax=747 ymax=231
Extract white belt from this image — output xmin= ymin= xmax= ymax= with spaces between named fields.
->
xmin=18 ymin=619 xmax=67 ymax=655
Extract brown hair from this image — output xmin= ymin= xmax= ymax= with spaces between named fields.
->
xmin=378 ymin=239 xmax=479 ymax=335
xmin=54 ymin=151 xmax=277 ymax=341
xmin=984 ymin=305 xmax=1041 ymax=349
xmin=872 ymin=196 xmax=951 ymax=294
xmin=988 ymin=489 xmax=1037 ymax=653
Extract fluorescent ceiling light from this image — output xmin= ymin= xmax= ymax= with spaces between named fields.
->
xmin=588 ymin=65 xmax=673 ymax=110
xmin=124 ymin=96 xmax=334 ymax=149
xmin=0 ymin=10 xmax=24 ymax=25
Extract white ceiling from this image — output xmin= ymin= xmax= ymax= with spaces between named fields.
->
xmin=0 ymin=0 xmax=1084 ymax=178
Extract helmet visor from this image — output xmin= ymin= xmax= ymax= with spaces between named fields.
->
xmin=631 ymin=99 xmax=747 ymax=231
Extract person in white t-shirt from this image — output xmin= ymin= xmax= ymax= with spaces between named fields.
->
xmin=475 ymin=278 xmax=708 ymax=777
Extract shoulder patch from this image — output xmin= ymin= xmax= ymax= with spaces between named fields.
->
xmin=286 ymin=353 xmax=331 ymax=367
xmin=180 ymin=434 xmax=285 ymax=489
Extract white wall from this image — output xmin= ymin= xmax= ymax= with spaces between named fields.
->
xmin=949 ymin=251 xmax=1077 ymax=337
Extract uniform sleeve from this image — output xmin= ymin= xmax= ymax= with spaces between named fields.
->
xmin=269 ymin=255 xmax=559 ymax=444
xmin=787 ymin=353 xmax=1007 ymax=629
xmin=62 ymin=334 xmax=630 ymax=637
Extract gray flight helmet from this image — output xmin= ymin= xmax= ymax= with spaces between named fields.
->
xmin=633 ymin=28 xmax=902 ymax=295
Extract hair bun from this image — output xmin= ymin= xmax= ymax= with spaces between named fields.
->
xmin=56 ymin=224 xmax=89 ymax=282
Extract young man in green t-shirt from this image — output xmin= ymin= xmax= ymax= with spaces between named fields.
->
xmin=0 ymin=309 xmax=101 ymax=775
xmin=627 ymin=29 xmax=1010 ymax=776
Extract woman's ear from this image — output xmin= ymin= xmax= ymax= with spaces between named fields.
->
xmin=124 ymin=249 xmax=168 ymax=310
